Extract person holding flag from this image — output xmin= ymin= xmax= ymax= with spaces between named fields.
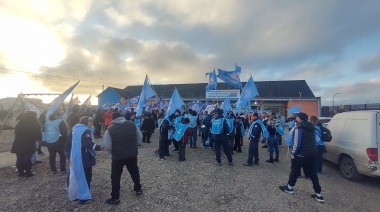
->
xmin=173 ymin=117 xmax=192 ymax=161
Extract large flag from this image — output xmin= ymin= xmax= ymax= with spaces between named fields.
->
xmin=205 ymin=70 xmax=217 ymax=91
xmin=217 ymin=65 xmax=242 ymax=88
xmin=235 ymin=76 xmax=258 ymax=110
xmin=46 ymin=81 xmax=80 ymax=121
xmin=19 ymin=95 xmax=43 ymax=117
xmin=221 ymin=96 xmax=232 ymax=115
xmin=136 ymin=75 xmax=156 ymax=116
xmin=153 ymin=95 xmax=164 ymax=108
xmin=79 ymin=95 xmax=91 ymax=115
xmin=288 ymin=105 xmax=301 ymax=115
xmin=166 ymin=88 xmax=184 ymax=117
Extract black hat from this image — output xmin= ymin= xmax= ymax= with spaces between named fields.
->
xmin=112 ymin=112 xmax=122 ymax=120
xmin=216 ymin=108 xmax=224 ymax=115
xmin=253 ymin=112 xmax=259 ymax=117
xmin=297 ymin=112 xmax=308 ymax=121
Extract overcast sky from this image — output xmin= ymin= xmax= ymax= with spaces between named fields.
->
xmin=0 ymin=0 xmax=379 ymax=105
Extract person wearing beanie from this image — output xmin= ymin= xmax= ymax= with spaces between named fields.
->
xmin=103 ymin=112 xmax=143 ymax=205
xmin=68 ymin=116 xmax=103 ymax=204
xmin=279 ymin=112 xmax=324 ymax=203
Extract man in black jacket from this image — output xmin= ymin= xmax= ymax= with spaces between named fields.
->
xmin=141 ymin=112 xmax=155 ymax=143
xmin=279 ymin=112 xmax=324 ymax=203
xmin=103 ymin=112 xmax=143 ymax=205
xmin=159 ymin=113 xmax=176 ymax=159
xmin=244 ymin=112 xmax=262 ymax=166
xmin=211 ymin=109 xmax=233 ymax=166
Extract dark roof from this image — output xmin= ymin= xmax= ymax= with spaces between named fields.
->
xmin=98 ymin=87 xmax=135 ymax=98
xmin=123 ymin=80 xmax=315 ymax=99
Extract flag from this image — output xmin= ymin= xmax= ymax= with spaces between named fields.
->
xmin=166 ymin=88 xmax=184 ymax=117
xmin=221 ymin=96 xmax=232 ymax=115
xmin=46 ymin=81 xmax=79 ymax=121
xmin=130 ymin=96 xmax=140 ymax=105
xmin=235 ymin=76 xmax=258 ymax=110
xmin=79 ymin=95 xmax=91 ymax=115
xmin=136 ymin=75 xmax=156 ymax=116
xmin=205 ymin=70 xmax=217 ymax=91
xmin=145 ymin=101 xmax=153 ymax=112
xmin=217 ymin=65 xmax=242 ymax=88
xmin=288 ymin=105 xmax=301 ymax=115
xmin=189 ymin=100 xmax=205 ymax=114
xmin=19 ymin=95 xmax=43 ymax=117
xmin=153 ymin=95 xmax=164 ymax=108
xmin=204 ymin=104 xmax=217 ymax=114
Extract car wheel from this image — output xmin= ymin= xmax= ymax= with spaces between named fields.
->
xmin=339 ymin=156 xmax=362 ymax=181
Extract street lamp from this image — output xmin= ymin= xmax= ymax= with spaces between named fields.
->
xmin=333 ymin=92 xmax=341 ymax=115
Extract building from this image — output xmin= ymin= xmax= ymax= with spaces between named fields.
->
xmin=97 ymin=80 xmax=320 ymax=117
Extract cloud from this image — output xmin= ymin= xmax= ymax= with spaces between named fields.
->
xmin=358 ymin=54 xmax=380 ymax=73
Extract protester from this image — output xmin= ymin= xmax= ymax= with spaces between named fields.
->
xmin=225 ymin=112 xmax=238 ymax=155
xmin=202 ymin=110 xmax=213 ymax=148
xmin=141 ymin=112 xmax=155 ymax=143
xmin=279 ymin=112 xmax=324 ymax=203
xmin=173 ymin=117 xmax=192 ymax=161
xmin=158 ymin=113 xmax=176 ymax=159
xmin=244 ymin=112 xmax=263 ymax=166
xmin=211 ymin=108 xmax=233 ymax=166
xmin=233 ymin=116 xmax=244 ymax=152
xmin=265 ymin=113 xmax=281 ymax=163
xmin=93 ymin=108 xmax=104 ymax=139
xmin=103 ymin=112 xmax=143 ymax=205
xmin=309 ymin=116 xmax=325 ymax=173
xmin=68 ymin=116 xmax=103 ymax=204
xmin=103 ymin=108 xmax=114 ymax=130
xmin=285 ymin=113 xmax=297 ymax=131
xmin=43 ymin=109 xmax=68 ymax=176
xmin=188 ymin=110 xmax=198 ymax=148
xmin=11 ymin=111 xmax=42 ymax=177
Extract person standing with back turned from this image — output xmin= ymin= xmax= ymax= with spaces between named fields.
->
xmin=103 ymin=112 xmax=143 ymax=205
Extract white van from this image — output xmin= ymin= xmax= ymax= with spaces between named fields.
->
xmin=323 ymin=110 xmax=380 ymax=181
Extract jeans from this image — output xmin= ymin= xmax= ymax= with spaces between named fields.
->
xmin=288 ymin=155 xmax=322 ymax=194
xmin=214 ymin=139 xmax=232 ymax=163
xmin=189 ymin=127 xmax=197 ymax=147
xmin=233 ymin=135 xmax=242 ymax=152
xmin=16 ymin=152 xmax=34 ymax=175
xmin=159 ymin=139 xmax=169 ymax=158
xmin=47 ymin=140 xmax=66 ymax=172
xmin=203 ymin=127 xmax=210 ymax=146
xmin=142 ymin=132 xmax=152 ymax=143
xmin=247 ymin=139 xmax=259 ymax=164
xmin=267 ymin=135 xmax=279 ymax=159
xmin=228 ymin=135 xmax=235 ymax=154
xmin=111 ymin=156 xmax=141 ymax=199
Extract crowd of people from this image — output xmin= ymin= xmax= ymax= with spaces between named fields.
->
xmin=10 ymin=96 xmax=327 ymax=205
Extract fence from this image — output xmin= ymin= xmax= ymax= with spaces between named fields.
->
xmin=321 ymin=103 xmax=380 ymax=117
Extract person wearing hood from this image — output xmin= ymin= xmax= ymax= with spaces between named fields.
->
xmin=68 ymin=116 xmax=103 ymax=204
xmin=211 ymin=108 xmax=233 ymax=166
xmin=279 ymin=112 xmax=324 ymax=203
xmin=103 ymin=112 xmax=143 ymax=205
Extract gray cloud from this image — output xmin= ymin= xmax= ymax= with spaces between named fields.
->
xmin=358 ymin=54 xmax=380 ymax=73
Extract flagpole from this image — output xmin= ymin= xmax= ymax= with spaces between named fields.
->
xmin=215 ymin=68 xmax=219 ymax=107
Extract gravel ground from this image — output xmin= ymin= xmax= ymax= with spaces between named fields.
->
xmin=0 ymin=131 xmax=379 ymax=212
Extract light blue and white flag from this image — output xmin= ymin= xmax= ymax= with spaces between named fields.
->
xmin=221 ymin=96 xmax=232 ymax=115
xmin=205 ymin=70 xmax=217 ymax=91
xmin=46 ymin=81 xmax=79 ymax=121
xmin=136 ymin=75 xmax=156 ymax=116
xmin=189 ymin=100 xmax=205 ymax=114
xmin=166 ymin=88 xmax=184 ymax=117
xmin=288 ymin=105 xmax=301 ymax=115
xmin=217 ymin=65 xmax=242 ymax=88
xmin=235 ymin=76 xmax=258 ymax=110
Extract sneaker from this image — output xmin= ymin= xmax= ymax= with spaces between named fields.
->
xmin=215 ymin=162 xmax=221 ymax=166
xmin=273 ymin=158 xmax=279 ymax=162
xmin=25 ymin=172 xmax=36 ymax=177
xmin=243 ymin=162 xmax=253 ymax=166
xmin=228 ymin=162 xmax=234 ymax=166
xmin=279 ymin=185 xmax=294 ymax=194
xmin=105 ymin=198 xmax=120 ymax=205
xmin=78 ymin=200 xmax=89 ymax=205
xmin=135 ymin=189 xmax=143 ymax=195
xmin=59 ymin=171 xmax=67 ymax=176
xmin=18 ymin=172 xmax=26 ymax=177
xmin=253 ymin=161 xmax=259 ymax=166
xmin=159 ymin=157 xmax=166 ymax=160
xmin=266 ymin=159 xmax=274 ymax=163
xmin=311 ymin=194 xmax=324 ymax=203
xmin=50 ymin=171 xmax=58 ymax=176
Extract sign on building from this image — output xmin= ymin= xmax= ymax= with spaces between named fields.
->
xmin=205 ymin=90 xmax=240 ymax=99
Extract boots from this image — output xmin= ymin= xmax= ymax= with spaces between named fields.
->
xmin=266 ymin=157 xmax=274 ymax=163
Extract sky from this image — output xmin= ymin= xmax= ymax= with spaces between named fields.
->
xmin=0 ymin=0 xmax=379 ymax=106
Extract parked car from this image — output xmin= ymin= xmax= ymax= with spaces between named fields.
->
xmin=323 ymin=110 xmax=380 ymax=181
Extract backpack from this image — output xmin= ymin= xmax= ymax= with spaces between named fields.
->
xmin=321 ymin=126 xmax=332 ymax=142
